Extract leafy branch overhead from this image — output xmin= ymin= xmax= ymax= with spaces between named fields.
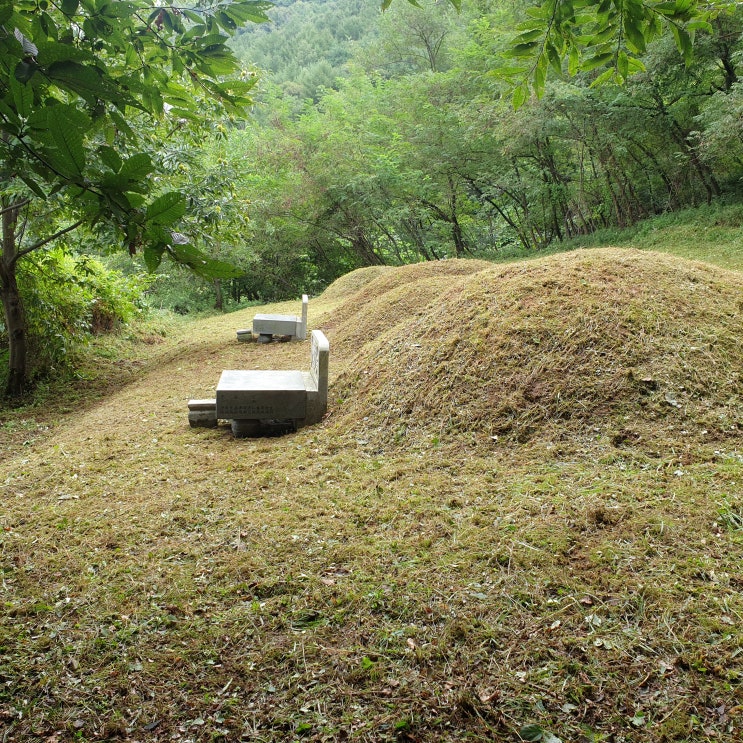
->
xmin=399 ymin=0 xmax=718 ymax=105
xmin=1 ymin=0 xmax=265 ymax=397
xmin=0 ymin=0 xmax=269 ymax=271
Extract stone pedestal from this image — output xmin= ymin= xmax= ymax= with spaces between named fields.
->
xmin=188 ymin=398 xmax=218 ymax=428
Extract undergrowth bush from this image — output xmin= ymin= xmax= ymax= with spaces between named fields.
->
xmin=7 ymin=249 xmax=150 ymax=381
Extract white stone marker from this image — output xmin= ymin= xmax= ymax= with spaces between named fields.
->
xmin=213 ymin=329 xmax=330 ymax=437
xmin=236 ymin=294 xmax=308 ymax=342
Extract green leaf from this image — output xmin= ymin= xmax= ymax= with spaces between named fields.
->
xmin=120 ymin=153 xmax=153 ymax=181
xmin=0 ymin=98 xmax=21 ymax=131
xmin=36 ymin=39 xmax=97 ymax=66
xmin=514 ymin=28 xmax=544 ymax=44
xmin=14 ymin=60 xmax=38 ymax=84
xmin=506 ymin=41 xmax=541 ymax=58
xmin=98 ymin=0 xmax=139 ymax=18
xmin=108 ymin=110 xmax=136 ymax=141
xmin=9 ymin=75 xmax=32 ymax=118
xmin=0 ymin=0 xmax=13 ymax=24
xmin=216 ymin=10 xmax=237 ymax=30
xmin=45 ymin=60 xmax=132 ymax=107
xmin=225 ymin=1 xmax=273 ymax=24
xmin=143 ymin=244 xmax=165 ymax=272
xmin=568 ymin=45 xmax=579 ymax=76
xmin=617 ymin=50 xmax=629 ymax=80
xmin=623 ymin=19 xmax=646 ymax=53
xmin=520 ymin=725 xmax=545 ymax=742
xmin=670 ymin=25 xmax=694 ymax=66
xmin=42 ymin=105 xmax=89 ymax=177
xmin=546 ymin=41 xmax=563 ymax=75
xmin=19 ymin=173 xmax=47 ymax=198
xmin=97 ymin=146 xmax=123 ymax=173
xmin=167 ymin=241 xmax=244 ymax=279
xmin=512 ymin=82 xmax=529 ymax=109
xmin=590 ymin=67 xmax=616 ymax=87
xmin=686 ymin=19 xmax=712 ymax=33
xmin=582 ymin=51 xmax=613 ymax=71
xmin=533 ymin=55 xmax=547 ymax=98
xmin=519 ymin=724 xmax=562 ymax=743
xmin=50 ymin=130 xmax=86 ymax=177
xmin=146 ymin=191 xmax=186 ymax=226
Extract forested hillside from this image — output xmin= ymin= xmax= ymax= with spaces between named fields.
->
xmin=229 ymin=0 xmax=380 ymax=102
xmin=219 ymin=0 xmax=743 ymax=300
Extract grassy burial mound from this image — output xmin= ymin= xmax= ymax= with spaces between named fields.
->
xmin=329 ymin=249 xmax=743 ymax=455
xmin=316 ymin=264 xmax=392 ymax=302
xmin=322 ymin=258 xmax=493 ymax=354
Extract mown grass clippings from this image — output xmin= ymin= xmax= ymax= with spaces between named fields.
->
xmin=1 ymin=250 xmax=742 ymax=742
xmin=329 ymin=249 xmax=743 ymax=458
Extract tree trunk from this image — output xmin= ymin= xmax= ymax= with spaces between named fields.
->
xmin=214 ymin=278 xmax=223 ymax=311
xmin=1 ymin=200 xmax=27 ymax=398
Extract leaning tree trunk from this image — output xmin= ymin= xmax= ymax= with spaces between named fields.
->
xmin=1 ymin=200 xmax=27 ymax=398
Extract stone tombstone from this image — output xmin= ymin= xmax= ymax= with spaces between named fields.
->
xmin=195 ymin=329 xmax=329 ymax=438
xmin=240 ymin=294 xmax=309 ymax=342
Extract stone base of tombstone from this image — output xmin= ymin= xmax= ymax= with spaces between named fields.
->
xmin=188 ymin=398 xmax=218 ymax=428
xmin=189 ymin=410 xmax=218 ymax=427
xmin=236 ymin=329 xmax=253 ymax=342
xmin=231 ymin=419 xmax=261 ymax=438
xmin=260 ymin=419 xmax=297 ymax=436
xmin=256 ymin=333 xmax=272 ymax=344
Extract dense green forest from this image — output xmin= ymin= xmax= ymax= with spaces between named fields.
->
xmin=3 ymin=0 xmax=743 ymax=395
xmin=222 ymin=0 xmax=743 ymax=297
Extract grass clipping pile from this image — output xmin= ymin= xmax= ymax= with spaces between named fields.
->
xmin=329 ymin=248 xmax=743 ymax=454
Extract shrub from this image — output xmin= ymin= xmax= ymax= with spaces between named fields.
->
xmin=5 ymin=249 xmax=151 ymax=380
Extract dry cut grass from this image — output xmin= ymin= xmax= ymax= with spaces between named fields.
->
xmin=1 ymin=249 xmax=742 ymax=743
xmin=330 ymin=249 xmax=743 ymax=457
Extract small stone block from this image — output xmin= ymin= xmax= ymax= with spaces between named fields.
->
xmin=189 ymin=410 xmax=218 ymax=428
xmin=236 ymin=329 xmax=252 ymax=342
xmin=188 ymin=398 xmax=216 ymax=411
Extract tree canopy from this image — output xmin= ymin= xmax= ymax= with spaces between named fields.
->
xmin=1 ymin=0 xmax=270 ymax=395
xmin=400 ymin=0 xmax=726 ymax=104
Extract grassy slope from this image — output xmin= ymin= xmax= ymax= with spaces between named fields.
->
xmin=561 ymin=200 xmax=743 ymax=272
xmin=1 ymin=220 xmax=743 ymax=742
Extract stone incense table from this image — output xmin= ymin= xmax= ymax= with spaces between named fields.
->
xmin=237 ymin=294 xmax=309 ymax=343
xmin=194 ymin=329 xmax=329 ymax=437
